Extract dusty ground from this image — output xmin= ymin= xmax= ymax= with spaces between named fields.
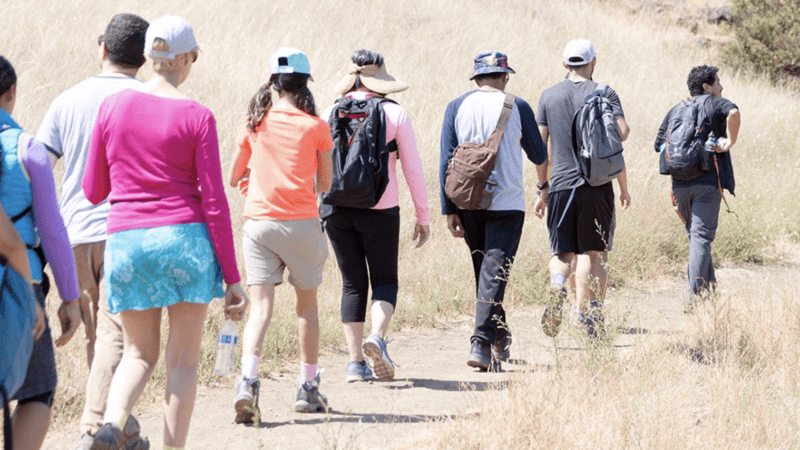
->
xmin=40 ymin=260 xmax=793 ymax=450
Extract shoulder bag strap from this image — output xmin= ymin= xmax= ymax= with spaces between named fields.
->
xmin=489 ymin=93 xmax=515 ymax=149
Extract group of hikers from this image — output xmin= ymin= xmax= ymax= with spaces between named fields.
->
xmin=0 ymin=11 xmax=740 ymax=450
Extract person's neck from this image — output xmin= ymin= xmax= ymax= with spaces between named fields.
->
xmin=99 ymin=61 xmax=138 ymax=78
xmin=273 ymin=91 xmax=301 ymax=111
xmin=141 ymin=73 xmax=187 ymax=99
xmin=567 ymin=71 xmax=591 ymax=82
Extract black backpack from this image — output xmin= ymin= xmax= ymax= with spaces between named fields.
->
xmin=321 ymin=97 xmax=397 ymax=209
xmin=659 ymin=95 xmax=712 ymax=181
xmin=571 ymin=84 xmax=625 ymax=186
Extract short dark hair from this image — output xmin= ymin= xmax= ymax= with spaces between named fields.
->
xmin=349 ymin=49 xmax=384 ymax=92
xmin=473 ymin=72 xmax=506 ymax=82
xmin=101 ymin=14 xmax=149 ymax=69
xmin=687 ymin=65 xmax=719 ymax=96
xmin=0 ymin=56 xmax=16 ymax=97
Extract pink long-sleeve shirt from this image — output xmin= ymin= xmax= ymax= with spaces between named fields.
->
xmin=83 ymin=89 xmax=240 ymax=284
xmin=322 ymin=92 xmax=430 ymax=225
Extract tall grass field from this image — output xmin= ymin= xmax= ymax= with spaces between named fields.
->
xmin=3 ymin=0 xmax=800 ymax=447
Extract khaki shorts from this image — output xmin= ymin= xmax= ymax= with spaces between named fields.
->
xmin=243 ymin=218 xmax=328 ymax=289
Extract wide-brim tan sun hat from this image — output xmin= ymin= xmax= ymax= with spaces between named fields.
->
xmin=333 ymin=62 xmax=409 ymax=95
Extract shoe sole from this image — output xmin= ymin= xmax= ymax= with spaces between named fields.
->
xmin=363 ymin=341 xmax=394 ymax=380
xmin=466 ymin=355 xmax=491 ymax=371
xmin=541 ymin=306 xmax=562 ymax=337
xmin=234 ymin=397 xmax=257 ymax=424
xmin=294 ymin=400 xmax=327 ymax=413
xmin=491 ymin=348 xmax=510 ymax=362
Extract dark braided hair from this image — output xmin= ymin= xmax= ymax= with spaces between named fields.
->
xmin=246 ymin=73 xmax=315 ymax=132
xmin=0 ymin=56 xmax=17 ymax=97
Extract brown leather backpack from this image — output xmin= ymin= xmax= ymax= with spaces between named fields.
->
xmin=444 ymin=93 xmax=514 ymax=210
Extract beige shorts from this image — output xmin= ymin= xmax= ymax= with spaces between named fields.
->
xmin=243 ymin=218 xmax=328 ymax=289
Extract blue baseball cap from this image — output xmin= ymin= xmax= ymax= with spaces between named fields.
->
xmin=469 ymin=51 xmax=516 ymax=80
xmin=270 ymin=47 xmax=313 ymax=80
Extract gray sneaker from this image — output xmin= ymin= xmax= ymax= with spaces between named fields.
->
xmin=84 ymin=416 xmax=149 ymax=450
xmin=234 ymin=376 xmax=260 ymax=424
xmin=294 ymin=375 xmax=328 ymax=413
xmin=345 ymin=360 xmax=374 ymax=383
xmin=362 ymin=334 xmax=395 ymax=379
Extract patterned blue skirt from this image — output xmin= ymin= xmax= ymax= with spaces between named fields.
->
xmin=104 ymin=223 xmax=224 ymax=314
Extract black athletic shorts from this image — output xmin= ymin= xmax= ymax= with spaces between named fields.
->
xmin=547 ymin=182 xmax=615 ymax=255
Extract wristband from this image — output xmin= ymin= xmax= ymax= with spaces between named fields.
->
xmin=536 ymin=180 xmax=550 ymax=190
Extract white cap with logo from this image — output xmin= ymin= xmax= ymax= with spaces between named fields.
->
xmin=145 ymin=15 xmax=198 ymax=60
xmin=563 ymin=39 xmax=597 ymax=66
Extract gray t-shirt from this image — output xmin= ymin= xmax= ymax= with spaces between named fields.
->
xmin=537 ymin=79 xmax=625 ymax=193
xmin=36 ymin=75 xmax=141 ymax=245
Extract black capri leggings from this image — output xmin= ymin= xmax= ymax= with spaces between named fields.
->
xmin=324 ymin=207 xmax=400 ymax=323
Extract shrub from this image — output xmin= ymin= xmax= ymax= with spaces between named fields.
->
xmin=722 ymin=0 xmax=800 ymax=86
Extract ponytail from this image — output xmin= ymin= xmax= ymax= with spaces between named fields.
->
xmin=246 ymin=81 xmax=273 ymax=132
xmin=297 ymin=85 xmax=316 ymax=117
xmin=0 ymin=56 xmax=16 ymax=97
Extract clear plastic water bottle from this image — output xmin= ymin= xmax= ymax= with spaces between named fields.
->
xmin=705 ymin=132 xmax=717 ymax=153
xmin=214 ymin=319 xmax=238 ymax=376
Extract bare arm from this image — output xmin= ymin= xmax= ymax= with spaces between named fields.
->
xmin=616 ymin=169 xmax=631 ymax=209
xmin=616 ymin=116 xmax=630 ymax=142
xmin=534 ymin=125 xmax=551 ymax=219
xmin=316 ymin=149 xmax=333 ymax=193
xmin=229 ymin=145 xmax=251 ymax=188
xmin=719 ymin=108 xmax=740 ymax=152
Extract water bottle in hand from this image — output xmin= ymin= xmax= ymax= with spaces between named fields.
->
xmin=214 ymin=319 xmax=238 ymax=375
xmin=705 ymin=132 xmax=717 ymax=153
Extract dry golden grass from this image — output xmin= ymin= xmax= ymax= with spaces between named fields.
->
xmin=3 ymin=0 xmax=800 ymax=445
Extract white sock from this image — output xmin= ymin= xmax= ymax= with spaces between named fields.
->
xmin=301 ymin=362 xmax=317 ymax=383
xmin=103 ymin=406 xmax=129 ymax=430
xmin=241 ymin=354 xmax=259 ymax=379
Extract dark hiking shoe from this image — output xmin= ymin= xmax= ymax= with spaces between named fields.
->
xmin=467 ymin=341 xmax=491 ymax=371
xmin=491 ymin=329 xmax=512 ymax=362
xmin=234 ymin=375 xmax=261 ymax=424
xmin=294 ymin=375 xmax=328 ymax=413
xmin=586 ymin=300 xmax=605 ymax=338
xmin=81 ymin=416 xmax=148 ymax=450
xmin=88 ymin=423 xmax=124 ymax=450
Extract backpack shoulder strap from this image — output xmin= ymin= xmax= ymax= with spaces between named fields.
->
xmin=493 ymin=93 xmax=515 ymax=135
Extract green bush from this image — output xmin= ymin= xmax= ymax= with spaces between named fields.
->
xmin=722 ymin=0 xmax=800 ymax=85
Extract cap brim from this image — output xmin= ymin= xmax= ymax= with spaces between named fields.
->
xmin=469 ymin=66 xmax=516 ymax=80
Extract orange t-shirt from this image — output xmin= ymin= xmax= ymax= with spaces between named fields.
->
xmin=237 ymin=108 xmax=333 ymax=220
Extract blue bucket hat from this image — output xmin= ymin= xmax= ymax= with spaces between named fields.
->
xmin=469 ymin=51 xmax=516 ymax=80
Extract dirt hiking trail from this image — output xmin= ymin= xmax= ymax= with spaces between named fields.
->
xmin=41 ymin=261 xmax=795 ymax=449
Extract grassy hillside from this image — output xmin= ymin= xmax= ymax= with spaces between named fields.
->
xmin=4 ymin=0 xmax=799 ymax=435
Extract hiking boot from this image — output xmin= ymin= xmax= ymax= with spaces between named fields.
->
xmin=294 ymin=375 xmax=328 ymax=413
xmin=362 ymin=334 xmax=396 ymax=380
xmin=233 ymin=375 xmax=261 ymax=424
xmin=491 ymin=329 xmax=512 ymax=362
xmin=88 ymin=423 xmax=124 ymax=450
xmin=571 ymin=306 xmax=598 ymax=339
xmin=542 ymin=286 xmax=567 ymax=337
xmin=467 ymin=341 xmax=491 ymax=371
xmin=587 ymin=300 xmax=605 ymax=338
xmin=81 ymin=416 xmax=148 ymax=450
xmin=345 ymin=360 xmax=374 ymax=383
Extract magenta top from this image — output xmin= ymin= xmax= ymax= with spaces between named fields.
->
xmin=83 ymin=89 xmax=240 ymax=284
xmin=20 ymin=134 xmax=80 ymax=301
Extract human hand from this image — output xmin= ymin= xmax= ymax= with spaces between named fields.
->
xmin=224 ymin=282 xmax=248 ymax=321
xmin=412 ymin=224 xmax=430 ymax=248
xmin=237 ymin=168 xmax=251 ymax=196
xmin=716 ymin=137 xmax=732 ymax=153
xmin=447 ymin=214 xmax=464 ymax=238
xmin=33 ymin=301 xmax=45 ymax=341
xmin=534 ymin=190 xmax=549 ymax=219
xmin=55 ymin=300 xmax=81 ymax=347
xmin=619 ymin=191 xmax=631 ymax=210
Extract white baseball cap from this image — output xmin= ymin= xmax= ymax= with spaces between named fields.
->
xmin=563 ymin=39 xmax=597 ymax=66
xmin=145 ymin=15 xmax=198 ymax=60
